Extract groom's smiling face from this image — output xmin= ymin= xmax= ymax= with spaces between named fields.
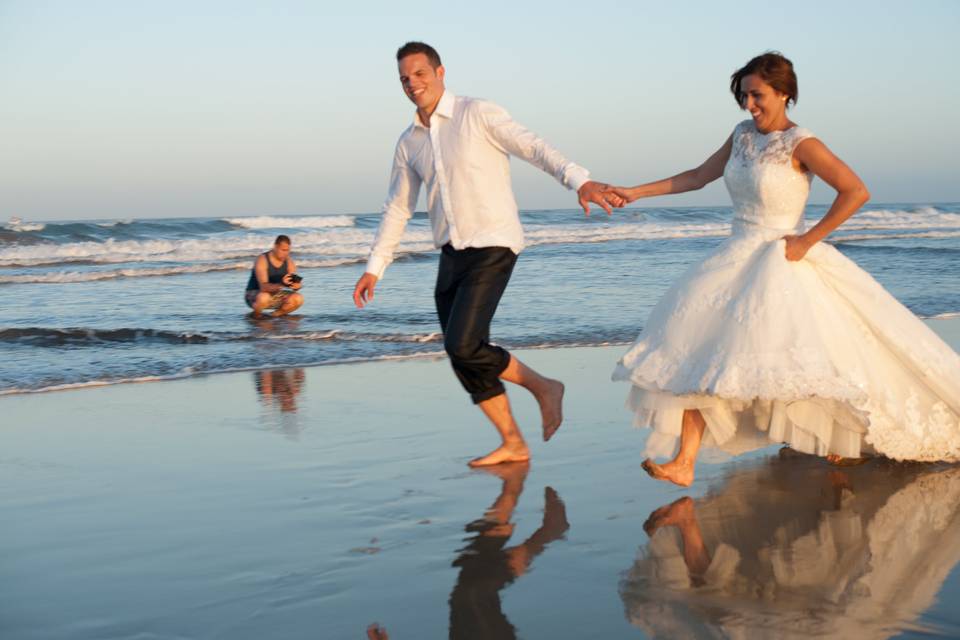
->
xmin=398 ymin=53 xmax=445 ymax=115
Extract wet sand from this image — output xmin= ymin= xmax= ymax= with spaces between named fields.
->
xmin=2 ymin=319 xmax=959 ymax=639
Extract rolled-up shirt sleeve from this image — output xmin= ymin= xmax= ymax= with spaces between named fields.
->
xmin=365 ymin=140 xmax=421 ymax=279
xmin=476 ymin=100 xmax=590 ymax=192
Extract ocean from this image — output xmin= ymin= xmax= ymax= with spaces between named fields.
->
xmin=1 ymin=203 xmax=958 ymax=395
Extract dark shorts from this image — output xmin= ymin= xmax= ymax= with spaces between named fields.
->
xmin=435 ymin=245 xmax=518 ymax=403
xmin=245 ymin=289 xmax=294 ymax=310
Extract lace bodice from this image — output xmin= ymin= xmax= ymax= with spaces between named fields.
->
xmin=723 ymin=120 xmax=815 ymax=232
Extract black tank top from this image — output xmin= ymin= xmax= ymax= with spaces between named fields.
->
xmin=246 ymin=252 xmax=289 ymax=291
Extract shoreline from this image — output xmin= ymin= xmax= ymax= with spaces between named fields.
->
xmin=2 ymin=315 xmax=957 ymax=398
xmin=0 ymin=339 xmax=636 ymax=397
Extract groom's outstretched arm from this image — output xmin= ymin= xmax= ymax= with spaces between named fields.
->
xmin=354 ymin=140 xmax=422 ymax=308
xmin=475 ymin=101 xmax=621 ymax=215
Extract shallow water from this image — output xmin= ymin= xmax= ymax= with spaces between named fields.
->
xmin=2 ymin=345 xmax=959 ymax=639
xmin=2 ymin=204 xmax=958 ymax=394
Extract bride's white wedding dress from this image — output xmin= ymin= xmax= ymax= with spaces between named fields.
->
xmin=613 ymin=120 xmax=960 ymax=461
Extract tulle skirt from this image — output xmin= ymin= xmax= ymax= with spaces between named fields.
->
xmin=613 ymin=220 xmax=960 ymax=461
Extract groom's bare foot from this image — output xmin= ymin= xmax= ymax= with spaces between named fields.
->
xmin=641 ymin=458 xmax=695 ymax=487
xmin=469 ymin=443 xmax=531 ymax=467
xmin=475 ymin=460 xmax=530 ymax=482
xmin=542 ymin=487 xmax=570 ymax=533
xmin=538 ymin=379 xmax=565 ymax=442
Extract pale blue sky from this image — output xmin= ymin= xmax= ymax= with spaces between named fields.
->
xmin=1 ymin=0 xmax=958 ymax=220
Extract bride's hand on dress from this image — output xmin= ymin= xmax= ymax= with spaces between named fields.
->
xmin=784 ymin=234 xmax=814 ymax=261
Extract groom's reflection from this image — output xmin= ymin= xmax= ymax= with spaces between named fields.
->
xmin=449 ymin=463 xmax=569 ymax=640
xmin=621 ymin=454 xmax=960 ymax=639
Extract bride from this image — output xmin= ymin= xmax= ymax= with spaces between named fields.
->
xmin=610 ymin=52 xmax=960 ymax=486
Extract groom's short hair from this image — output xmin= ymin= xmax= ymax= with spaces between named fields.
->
xmin=396 ymin=41 xmax=442 ymax=69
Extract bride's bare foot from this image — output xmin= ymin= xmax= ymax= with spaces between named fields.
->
xmin=538 ymin=379 xmax=565 ymax=442
xmin=469 ymin=443 xmax=531 ymax=467
xmin=643 ymin=496 xmax=695 ymax=536
xmin=641 ymin=458 xmax=695 ymax=487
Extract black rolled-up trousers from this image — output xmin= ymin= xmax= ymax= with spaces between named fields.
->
xmin=435 ymin=244 xmax=518 ymax=404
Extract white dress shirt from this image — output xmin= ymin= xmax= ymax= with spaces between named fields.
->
xmin=365 ymin=91 xmax=590 ymax=279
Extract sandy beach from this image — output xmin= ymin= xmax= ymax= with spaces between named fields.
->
xmin=2 ymin=319 xmax=960 ymax=639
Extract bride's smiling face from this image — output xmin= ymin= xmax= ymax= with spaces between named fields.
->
xmin=739 ymin=74 xmax=788 ymax=131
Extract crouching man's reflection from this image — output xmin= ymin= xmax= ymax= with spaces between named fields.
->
xmin=449 ymin=462 xmax=569 ymax=640
xmin=254 ymin=368 xmax=305 ymax=414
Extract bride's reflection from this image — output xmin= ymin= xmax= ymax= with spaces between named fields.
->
xmin=621 ymin=454 xmax=960 ymax=639
xmin=449 ymin=463 xmax=569 ymax=640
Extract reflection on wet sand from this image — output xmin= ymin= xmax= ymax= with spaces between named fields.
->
xmin=621 ymin=453 xmax=960 ymax=639
xmin=245 ymin=314 xmax=303 ymax=333
xmin=366 ymin=623 xmax=389 ymax=639
xmin=449 ymin=462 xmax=569 ymax=640
xmin=254 ymin=368 xmax=306 ymax=414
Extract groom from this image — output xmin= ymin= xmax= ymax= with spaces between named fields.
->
xmin=353 ymin=41 xmax=620 ymax=466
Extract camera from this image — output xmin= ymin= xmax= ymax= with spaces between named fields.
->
xmin=288 ymin=273 xmax=303 ymax=284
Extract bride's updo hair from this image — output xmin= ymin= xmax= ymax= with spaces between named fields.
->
xmin=731 ymin=52 xmax=798 ymax=109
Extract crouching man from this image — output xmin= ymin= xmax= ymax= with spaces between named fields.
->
xmin=245 ymin=234 xmax=303 ymax=317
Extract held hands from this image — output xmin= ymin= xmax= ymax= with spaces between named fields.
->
xmin=353 ymin=272 xmax=379 ymax=308
xmin=603 ymin=186 xmax=638 ymax=205
xmin=783 ymin=234 xmax=814 ymax=261
xmin=577 ymin=181 xmax=625 ymax=216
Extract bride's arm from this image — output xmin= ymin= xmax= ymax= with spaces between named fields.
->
xmin=608 ymin=135 xmax=733 ymax=203
xmin=784 ymin=139 xmax=870 ymax=261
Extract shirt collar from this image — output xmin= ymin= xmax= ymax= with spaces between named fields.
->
xmin=413 ymin=91 xmax=455 ymax=129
